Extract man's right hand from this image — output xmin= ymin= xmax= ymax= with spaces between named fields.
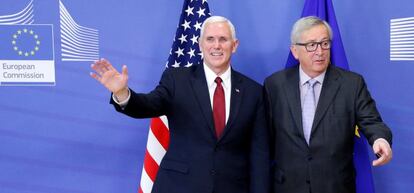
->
xmin=90 ymin=58 xmax=129 ymax=101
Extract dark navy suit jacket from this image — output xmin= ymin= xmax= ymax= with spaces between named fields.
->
xmin=111 ymin=64 xmax=270 ymax=193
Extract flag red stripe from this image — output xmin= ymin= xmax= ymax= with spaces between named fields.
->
xmin=150 ymin=117 xmax=170 ymax=150
xmin=143 ymin=149 xmax=160 ymax=181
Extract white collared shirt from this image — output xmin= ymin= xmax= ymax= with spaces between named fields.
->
xmin=204 ymin=64 xmax=231 ymax=124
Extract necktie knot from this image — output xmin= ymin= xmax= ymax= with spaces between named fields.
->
xmin=215 ymin=77 xmax=222 ymax=84
xmin=307 ymin=79 xmax=318 ymax=88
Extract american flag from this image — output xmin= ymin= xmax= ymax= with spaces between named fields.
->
xmin=138 ymin=1 xmax=210 ymax=193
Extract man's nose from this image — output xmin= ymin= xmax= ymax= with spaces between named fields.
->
xmin=213 ymin=40 xmax=221 ymax=48
xmin=315 ymin=44 xmax=323 ymax=54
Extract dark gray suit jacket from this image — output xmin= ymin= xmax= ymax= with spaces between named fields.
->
xmin=111 ymin=65 xmax=270 ymax=193
xmin=264 ymin=65 xmax=392 ymax=193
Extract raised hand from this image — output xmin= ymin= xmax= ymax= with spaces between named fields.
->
xmin=90 ymin=58 xmax=129 ymax=100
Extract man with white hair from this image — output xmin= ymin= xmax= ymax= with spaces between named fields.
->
xmin=91 ymin=16 xmax=269 ymax=193
xmin=264 ymin=16 xmax=392 ymax=193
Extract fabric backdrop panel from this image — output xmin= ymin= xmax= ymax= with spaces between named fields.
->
xmin=0 ymin=0 xmax=412 ymax=193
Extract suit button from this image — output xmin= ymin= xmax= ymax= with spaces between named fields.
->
xmin=307 ymin=155 xmax=312 ymax=161
xmin=306 ymin=180 xmax=310 ymax=184
xmin=210 ymin=169 xmax=216 ymax=175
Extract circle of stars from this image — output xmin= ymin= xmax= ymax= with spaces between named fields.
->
xmin=11 ymin=28 xmax=41 ymax=57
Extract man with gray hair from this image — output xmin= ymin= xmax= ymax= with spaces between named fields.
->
xmin=90 ymin=15 xmax=269 ymax=193
xmin=264 ymin=16 xmax=392 ymax=193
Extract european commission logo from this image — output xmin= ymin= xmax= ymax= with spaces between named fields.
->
xmin=390 ymin=17 xmax=414 ymax=61
xmin=0 ymin=24 xmax=55 ymax=86
xmin=0 ymin=0 xmax=55 ymax=86
xmin=0 ymin=0 xmax=100 ymax=86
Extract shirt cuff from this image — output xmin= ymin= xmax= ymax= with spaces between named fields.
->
xmin=373 ymin=138 xmax=390 ymax=147
xmin=112 ymin=88 xmax=131 ymax=108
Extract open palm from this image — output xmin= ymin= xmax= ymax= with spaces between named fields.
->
xmin=90 ymin=58 xmax=129 ymax=94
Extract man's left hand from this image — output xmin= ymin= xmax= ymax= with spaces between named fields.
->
xmin=372 ymin=139 xmax=392 ymax=166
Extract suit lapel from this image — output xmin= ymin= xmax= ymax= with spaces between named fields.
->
xmin=190 ymin=65 xmax=216 ymax=137
xmin=283 ymin=67 xmax=308 ymax=146
xmin=219 ymin=69 xmax=243 ymax=141
xmin=311 ymin=66 xmax=342 ymax=136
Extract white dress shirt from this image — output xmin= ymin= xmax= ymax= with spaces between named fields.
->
xmin=204 ymin=64 xmax=231 ymax=124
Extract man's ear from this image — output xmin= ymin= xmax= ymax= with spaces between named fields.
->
xmin=232 ymin=39 xmax=239 ymax=53
xmin=290 ymin=45 xmax=299 ymax=59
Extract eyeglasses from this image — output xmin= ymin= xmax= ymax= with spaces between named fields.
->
xmin=295 ymin=40 xmax=331 ymax=52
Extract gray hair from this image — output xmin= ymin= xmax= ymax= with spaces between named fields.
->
xmin=290 ymin=16 xmax=333 ymax=44
xmin=200 ymin=16 xmax=237 ymax=40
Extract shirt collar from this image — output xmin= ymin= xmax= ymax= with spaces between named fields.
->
xmin=204 ymin=63 xmax=231 ymax=89
xmin=299 ymin=65 xmax=326 ymax=86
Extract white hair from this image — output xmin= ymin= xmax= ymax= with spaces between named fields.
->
xmin=200 ymin=16 xmax=237 ymax=40
xmin=290 ymin=16 xmax=333 ymax=44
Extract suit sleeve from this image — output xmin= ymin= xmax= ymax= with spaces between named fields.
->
xmin=110 ymin=68 xmax=175 ymax=118
xmin=355 ymin=75 xmax=392 ymax=146
xmin=250 ymin=90 xmax=270 ymax=193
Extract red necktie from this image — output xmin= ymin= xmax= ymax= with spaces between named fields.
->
xmin=213 ymin=77 xmax=225 ymax=138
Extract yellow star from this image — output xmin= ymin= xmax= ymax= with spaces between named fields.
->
xmin=355 ymin=126 xmax=360 ymax=138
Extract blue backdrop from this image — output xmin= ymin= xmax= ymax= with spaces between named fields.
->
xmin=0 ymin=0 xmax=412 ymax=193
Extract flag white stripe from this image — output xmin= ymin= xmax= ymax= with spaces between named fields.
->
xmin=140 ymin=167 xmax=154 ymax=193
xmin=147 ymin=128 xmax=167 ymax=165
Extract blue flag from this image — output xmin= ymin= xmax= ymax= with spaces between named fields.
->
xmin=285 ymin=0 xmax=375 ymax=193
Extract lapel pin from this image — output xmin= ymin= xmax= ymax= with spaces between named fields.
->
xmin=235 ymin=88 xmax=240 ymax=93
